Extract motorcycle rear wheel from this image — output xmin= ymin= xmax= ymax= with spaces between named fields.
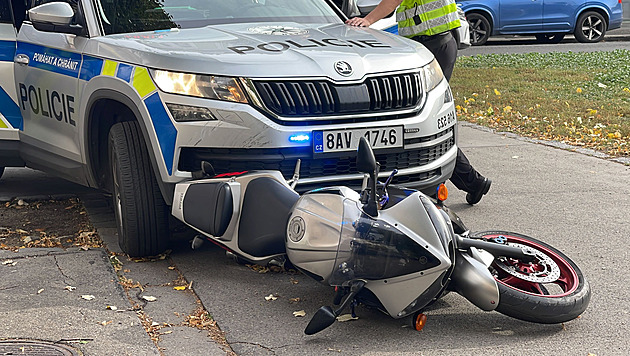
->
xmin=470 ymin=231 xmax=591 ymax=324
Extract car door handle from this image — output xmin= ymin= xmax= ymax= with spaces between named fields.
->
xmin=15 ymin=54 xmax=29 ymax=66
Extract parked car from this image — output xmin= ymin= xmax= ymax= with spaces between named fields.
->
xmin=458 ymin=0 xmax=624 ymax=45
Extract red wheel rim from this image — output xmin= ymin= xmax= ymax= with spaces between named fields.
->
xmin=483 ymin=234 xmax=579 ymax=298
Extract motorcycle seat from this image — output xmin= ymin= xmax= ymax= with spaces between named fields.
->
xmin=183 ymin=182 xmax=233 ymax=237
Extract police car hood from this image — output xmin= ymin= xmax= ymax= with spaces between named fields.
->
xmin=91 ymin=23 xmax=433 ymax=80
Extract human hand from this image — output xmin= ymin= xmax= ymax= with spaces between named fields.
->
xmin=345 ymin=17 xmax=371 ymax=27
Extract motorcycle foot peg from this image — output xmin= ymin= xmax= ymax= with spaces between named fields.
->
xmin=411 ymin=312 xmax=427 ymax=331
xmin=191 ymin=235 xmax=204 ymax=250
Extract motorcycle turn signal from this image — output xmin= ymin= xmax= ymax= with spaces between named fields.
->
xmin=412 ymin=312 xmax=428 ymax=331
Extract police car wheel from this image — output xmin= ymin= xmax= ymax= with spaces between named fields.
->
xmin=0 ymin=166 xmax=4 ymax=180
xmin=108 ymin=121 xmax=169 ymax=257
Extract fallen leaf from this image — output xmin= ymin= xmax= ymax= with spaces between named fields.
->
xmin=81 ymin=295 xmax=96 ymax=300
xmin=161 ymin=330 xmax=173 ymax=335
xmin=142 ymin=295 xmax=157 ymax=302
xmin=293 ymin=310 xmax=306 ymax=317
xmin=37 ymin=288 xmax=44 ymax=294
xmin=288 ymin=297 xmax=301 ymax=304
xmin=512 ymin=156 xmax=519 ymax=159
xmin=336 ymin=314 xmax=358 ymax=322
xmin=167 ymin=266 xmax=176 ymax=270
xmin=106 ymin=305 xmax=118 ymax=311
xmin=2 ymin=260 xmax=16 ymax=266
xmin=100 ymin=320 xmax=112 ymax=326
xmin=597 ymin=82 xmax=607 ymax=88
xmin=64 ymin=285 xmax=76 ymax=291
xmin=265 ymin=294 xmax=278 ymax=301
xmin=173 ymin=286 xmax=187 ymax=291
xmin=576 ymin=87 xmax=583 ymax=93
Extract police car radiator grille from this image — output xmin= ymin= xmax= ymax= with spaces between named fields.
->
xmin=178 ymin=134 xmax=453 ymax=187
xmin=253 ymin=73 xmax=423 ymax=117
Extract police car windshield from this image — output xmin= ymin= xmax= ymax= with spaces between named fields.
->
xmin=97 ymin=0 xmax=342 ymax=35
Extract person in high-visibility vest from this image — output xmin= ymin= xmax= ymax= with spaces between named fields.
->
xmin=347 ymin=0 xmax=492 ymax=205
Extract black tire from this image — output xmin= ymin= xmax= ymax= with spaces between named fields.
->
xmin=108 ymin=121 xmax=170 ymax=257
xmin=0 ymin=166 xmax=4 ymax=180
xmin=535 ymin=33 xmax=565 ymax=43
xmin=574 ymin=11 xmax=607 ymax=43
xmin=470 ymin=231 xmax=591 ymax=324
xmin=467 ymin=13 xmax=491 ymax=46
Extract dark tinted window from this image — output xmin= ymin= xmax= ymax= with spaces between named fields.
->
xmin=0 ymin=0 xmax=11 ymax=23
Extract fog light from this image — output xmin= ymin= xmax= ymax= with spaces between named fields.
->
xmin=166 ymin=103 xmax=217 ymax=122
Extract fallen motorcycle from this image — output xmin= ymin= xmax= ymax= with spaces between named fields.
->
xmin=171 ymin=138 xmax=591 ymax=334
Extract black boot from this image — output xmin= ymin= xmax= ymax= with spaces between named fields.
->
xmin=465 ymin=178 xmax=492 ymax=205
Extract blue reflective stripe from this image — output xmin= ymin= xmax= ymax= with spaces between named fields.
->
xmin=0 ymin=40 xmax=16 ymax=62
xmin=383 ymin=25 xmax=398 ymax=35
xmin=80 ymin=55 xmax=104 ymax=81
xmin=144 ymin=92 xmax=177 ymax=175
xmin=16 ymin=42 xmax=82 ymax=78
xmin=116 ymin=63 xmax=133 ymax=83
xmin=0 ymin=87 xmax=23 ymax=130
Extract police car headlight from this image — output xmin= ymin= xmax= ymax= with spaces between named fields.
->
xmin=422 ymin=59 xmax=444 ymax=92
xmin=150 ymin=69 xmax=248 ymax=103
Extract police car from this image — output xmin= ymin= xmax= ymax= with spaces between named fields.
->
xmin=0 ymin=0 xmax=457 ymax=257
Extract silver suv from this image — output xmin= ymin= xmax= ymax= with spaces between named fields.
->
xmin=0 ymin=0 xmax=457 ymax=256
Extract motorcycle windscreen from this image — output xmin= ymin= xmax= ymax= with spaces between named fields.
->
xmin=328 ymin=200 xmax=442 ymax=286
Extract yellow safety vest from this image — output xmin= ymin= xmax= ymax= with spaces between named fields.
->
xmin=396 ymin=0 xmax=461 ymax=38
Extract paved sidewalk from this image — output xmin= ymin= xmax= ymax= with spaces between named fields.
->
xmin=0 ymin=172 xmax=227 ymax=355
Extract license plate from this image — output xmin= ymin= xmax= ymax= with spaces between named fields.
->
xmin=313 ymin=126 xmax=403 ymax=153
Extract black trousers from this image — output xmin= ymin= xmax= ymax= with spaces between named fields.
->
xmin=413 ymin=32 xmax=484 ymax=193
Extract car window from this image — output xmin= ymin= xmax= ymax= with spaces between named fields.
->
xmin=0 ymin=0 xmax=11 ymax=23
xmin=95 ymin=0 xmax=342 ymax=35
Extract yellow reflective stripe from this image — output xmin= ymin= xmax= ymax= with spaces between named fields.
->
xmin=102 ymin=60 xmax=118 ymax=76
xmin=133 ymin=67 xmax=157 ymax=98
xmin=0 ymin=120 xmax=8 ymax=129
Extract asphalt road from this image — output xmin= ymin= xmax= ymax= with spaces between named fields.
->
xmin=459 ymin=24 xmax=630 ymax=56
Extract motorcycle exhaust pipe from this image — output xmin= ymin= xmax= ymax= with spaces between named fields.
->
xmin=456 ymin=235 xmax=537 ymax=262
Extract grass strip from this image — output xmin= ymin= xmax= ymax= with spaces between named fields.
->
xmin=450 ymin=49 xmax=630 ymax=157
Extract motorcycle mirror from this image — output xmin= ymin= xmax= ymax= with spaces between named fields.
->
xmin=356 ymin=137 xmax=379 ymax=216
xmin=356 ymin=137 xmax=377 ymax=174
xmin=304 ymin=306 xmax=336 ymax=335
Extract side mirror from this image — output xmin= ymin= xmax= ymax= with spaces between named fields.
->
xmin=304 ymin=306 xmax=336 ymax=335
xmin=29 ymin=2 xmax=85 ymax=36
xmin=356 ymin=137 xmax=377 ymax=174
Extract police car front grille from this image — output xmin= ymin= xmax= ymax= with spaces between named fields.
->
xmin=178 ymin=134 xmax=453 ymax=189
xmin=252 ymin=72 xmax=423 ymax=118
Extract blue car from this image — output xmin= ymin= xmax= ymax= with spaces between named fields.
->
xmin=458 ymin=0 xmax=624 ymax=45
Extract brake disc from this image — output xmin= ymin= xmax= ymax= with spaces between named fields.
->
xmin=494 ymin=242 xmax=560 ymax=283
